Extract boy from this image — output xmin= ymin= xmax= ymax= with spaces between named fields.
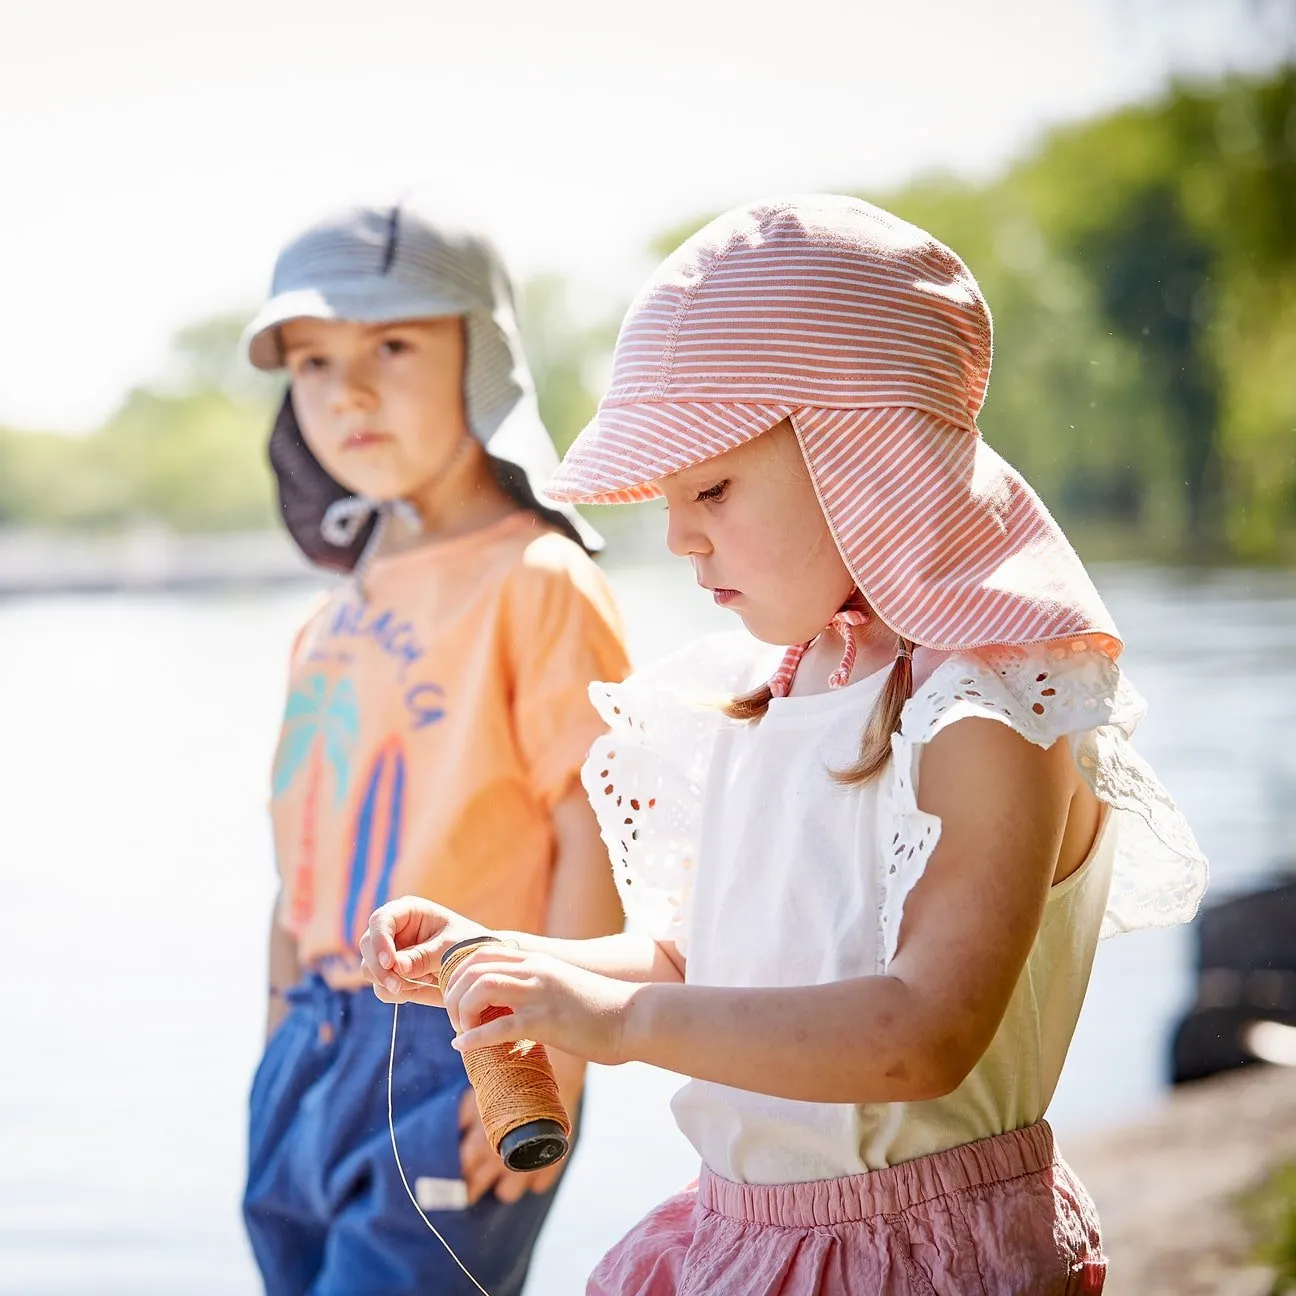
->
xmin=240 ymin=199 xmax=630 ymax=1295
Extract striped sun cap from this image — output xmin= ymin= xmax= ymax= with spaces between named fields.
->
xmin=548 ymin=195 xmax=1120 ymax=656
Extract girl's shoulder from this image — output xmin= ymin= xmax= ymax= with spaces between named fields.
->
xmin=883 ymin=639 xmax=1206 ymax=957
xmin=903 ymin=639 xmax=1130 ymax=752
xmin=581 ymin=632 xmax=779 ymax=952
xmin=589 ymin=630 xmax=780 ymax=729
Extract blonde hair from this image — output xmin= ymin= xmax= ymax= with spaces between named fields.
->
xmin=724 ymin=631 xmax=916 ymax=785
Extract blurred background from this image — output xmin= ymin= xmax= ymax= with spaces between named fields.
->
xmin=3 ymin=0 xmax=1296 ymax=1292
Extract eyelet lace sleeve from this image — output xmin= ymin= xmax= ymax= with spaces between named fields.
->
xmin=877 ymin=641 xmax=1208 ymax=970
xmin=581 ymin=632 xmax=777 ymax=956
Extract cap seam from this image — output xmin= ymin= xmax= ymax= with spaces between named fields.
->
xmin=650 ymin=201 xmax=799 ymax=401
xmin=595 ymin=393 xmax=979 ymax=435
xmin=381 ymin=203 xmax=402 ymax=275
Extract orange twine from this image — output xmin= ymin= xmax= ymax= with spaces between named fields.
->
xmin=438 ymin=939 xmax=570 ymax=1163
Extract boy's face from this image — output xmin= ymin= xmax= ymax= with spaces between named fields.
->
xmin=280 ymin=316 xmax=469 ymax=501
xmin=656 ymin=419 xmax=855 ymax=646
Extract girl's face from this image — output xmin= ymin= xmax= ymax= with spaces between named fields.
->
xmin=657 ymin=419 xmax=855 ymax=645
xmin=280 ymin=316 xmax=469 ymax=501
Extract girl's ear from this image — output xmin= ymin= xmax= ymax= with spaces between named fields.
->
xmin=769 ymin=418 xmax=811 ymax=481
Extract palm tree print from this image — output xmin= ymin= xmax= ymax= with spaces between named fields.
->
xmin=272 ymin=672 xmax=359 ymax=931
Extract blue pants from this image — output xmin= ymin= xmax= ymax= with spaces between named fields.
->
xmin=243 ymin=976 xmax=573 ymax=1296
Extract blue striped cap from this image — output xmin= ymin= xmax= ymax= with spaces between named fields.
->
xmin=243 ymin=198 xmax=601 ymax=553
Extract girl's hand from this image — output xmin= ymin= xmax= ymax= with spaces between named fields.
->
xmin=359 ymin=897 xmax=488 ymax=1007
xmin=442 ymin=945 xmax=636 ymax=1067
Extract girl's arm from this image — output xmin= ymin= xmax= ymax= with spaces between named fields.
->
xmin=512 ymin=930 xmax=686 ymax=984
xmin=361 ymin=895 xmax=684 ymax=1006
xmin=446 ymin=716 xmax=1081 ymax=1104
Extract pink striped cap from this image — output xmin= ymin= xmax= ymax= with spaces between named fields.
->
xmin=549 ymin=196 xmax=1120 ymax=657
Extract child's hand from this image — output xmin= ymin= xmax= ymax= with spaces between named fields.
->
xmin=441 ymin=944 xmax=635 ymax=1067
xmin=359 ymin=897 xmax=488 ymax=1007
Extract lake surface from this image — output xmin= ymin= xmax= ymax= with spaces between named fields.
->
xmin=3 ymin=560 xmax=1295 ymax=1294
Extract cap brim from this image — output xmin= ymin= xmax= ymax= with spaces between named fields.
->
xmin=242 ymin=281 xmax=465 ymax=370
xmin=547 ymin=400 xmax=793 ymax=504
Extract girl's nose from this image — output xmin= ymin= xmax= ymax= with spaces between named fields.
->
xmin=664 ymin=507 xmax=710 ymax=559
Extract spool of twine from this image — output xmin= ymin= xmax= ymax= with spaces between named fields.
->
xmin=438 ymin=936 xmax=571 ymax=1173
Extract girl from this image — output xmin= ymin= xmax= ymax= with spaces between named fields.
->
xmin=240 ymin=198 xmax=631 ymax=1296
xmin=359 ymin=195 xmax=1207 ymax=1294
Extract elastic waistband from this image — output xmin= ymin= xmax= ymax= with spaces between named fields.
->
xmin=699 ymin=1121 xmax=1057 ymax=1227
xmin=285 ymin=972 xmax=388 ymax=1015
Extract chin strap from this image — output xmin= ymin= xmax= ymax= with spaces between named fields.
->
xmin=320 ymin=497 xmax=424 ymax=582
xmin=317 ymin=433 xmax=476 ymax=579
xmin=768 ymin=606 xmax=870 ymax=698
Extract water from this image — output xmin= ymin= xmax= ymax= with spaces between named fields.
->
xmin=2 ymin=561 xmax=1295 ymax=1295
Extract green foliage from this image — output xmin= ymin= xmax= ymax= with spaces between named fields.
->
xmin=653 ymin=65 xmax=1296 ymax=563
xmin=1240 ymin=1159 xmax=1296 ymax=1291
xmin=0 ymin=388 xmax=278 ymax=533
xmin=0 ymin=308 xmax=280 ymax=533
xmin=971 ymin=67 xmax=1296 ymax=560
xmin=3 ymin=64 xmax=1295 ymax=563
xmin=517 ymin=275 xmax=621 ymax=455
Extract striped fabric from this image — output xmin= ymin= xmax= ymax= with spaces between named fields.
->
xmin=245 ymin=204 xmax=525 ymax=441
xmin=548 ymin=195 xmax=1121 ymax=658
xmin=768 ymin=607 xmax=868 ymax=698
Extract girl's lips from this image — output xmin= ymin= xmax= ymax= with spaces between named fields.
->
xmin=343 ymin=430 xmax=393 ymax=450
xmin=712 ymin=588 xmax=740 ymax=606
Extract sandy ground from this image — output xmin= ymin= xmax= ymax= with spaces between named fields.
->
xmin=1065 ymin=1063 xmax=1296 ymax=1295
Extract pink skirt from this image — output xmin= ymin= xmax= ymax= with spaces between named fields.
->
xmin=587 ymin=1121 xmax=1104 ymax=1295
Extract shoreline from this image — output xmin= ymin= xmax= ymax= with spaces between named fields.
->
xmin=1066 ymin=1062 xmax=1296 ymax=1294
xmin=0 ymin=528 xmax=316 ymax=597
xmin=8 ymin=528 xmax=1296 ymax=601
xmin=0 ymin=523 xmax=669 ymax=597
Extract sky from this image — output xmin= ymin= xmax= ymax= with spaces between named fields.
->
xmin=0 ymin=0 xmax=1290 ymax=432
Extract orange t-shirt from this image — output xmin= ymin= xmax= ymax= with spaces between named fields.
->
xmin=269 ymin=512 xmax=631 ymax=985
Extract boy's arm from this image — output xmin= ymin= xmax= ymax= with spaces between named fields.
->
xmin=536 ymin=787 xmax=628 ymax=1104
xmin=544 ymin=787 xmax=625 ymax=945
xmin=513 ymin=784 xmax=685 ymax=982
xmin=266 ymin=901 xmax=301 ymax=1039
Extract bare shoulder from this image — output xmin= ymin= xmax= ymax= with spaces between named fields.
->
xmin=918 ymin=710 xmax=1077 ymax=814
xmin=918 ymin=702 xmax=1100 ymax=884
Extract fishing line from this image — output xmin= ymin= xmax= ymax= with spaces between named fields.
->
xmin=385 ymin=939 xmax=571 ymax=1295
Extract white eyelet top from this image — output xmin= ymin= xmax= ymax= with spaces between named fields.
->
xmin=582 ymin=632 xmax=1205 ymax=1183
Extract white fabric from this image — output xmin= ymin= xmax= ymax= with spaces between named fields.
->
xmin=583 ymin=632 xmax=1206 ymax=1183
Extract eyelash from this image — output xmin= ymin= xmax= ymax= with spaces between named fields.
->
xmin=293 ymin=337 xmax=409 ymax=373
xmin=695 ymin=480 xmax=729 ymax=503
